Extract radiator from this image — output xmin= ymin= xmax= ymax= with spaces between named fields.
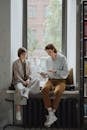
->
xmin=23 ymin=98 xmax=80 ymax=128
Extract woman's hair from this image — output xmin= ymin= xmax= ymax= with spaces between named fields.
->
xmin=45 ymin=43 xmax=57 ymax=53
xmin=18 ymin=47 xmax=27 ymax=57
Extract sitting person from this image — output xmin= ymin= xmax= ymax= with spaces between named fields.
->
xmin=41 ymin=44 xmax=69 ymax=127
xmin=12 ymin=47 xmax=39 ymax=121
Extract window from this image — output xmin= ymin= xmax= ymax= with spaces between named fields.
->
xmin=28 ymin=5 xmax=36 ymax=17
xmin=44 ymin=5 xmax=49 ymax=17
xmin=27 ymin=0 xmax=62 ymax=75
xmin=31 ymin=29 xmax=37 ymax=38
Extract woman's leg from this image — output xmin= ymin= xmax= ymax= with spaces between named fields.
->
xmin=14 ymin=83 xmax=26 ymax=120
xmin=26 ymin=78 xmax=40 ymax=95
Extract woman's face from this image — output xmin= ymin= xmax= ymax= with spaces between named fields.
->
xmin=20 ymin=52 xmax=27 ymax=60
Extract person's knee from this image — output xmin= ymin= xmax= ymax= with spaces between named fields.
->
xmin=16 ymin=83 xmax=25 ymax=91
xmin=54 ymin=87 xmax=64 ymax=96
xmin=41 ymin=86 xmax=50 ymax=94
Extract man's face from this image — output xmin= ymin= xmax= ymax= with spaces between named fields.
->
xmin=46 ymin=49 xmax=54 ymax=57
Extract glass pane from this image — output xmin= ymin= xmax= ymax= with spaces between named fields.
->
xmin=27 ymin=0 xmax=62 ymax=75
xmin=28 ymin=5 xmax=36 ymax=17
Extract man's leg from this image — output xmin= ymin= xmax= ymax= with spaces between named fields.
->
xmin=41 ymin=80 xmax=53 ymax=109
xmin=43 ymin=83 xmax=65 ymax=127
xmin=41 ymin=80 xmax=57 ymax=127
xmin=52 ymin=82 xmax=66 ymax=112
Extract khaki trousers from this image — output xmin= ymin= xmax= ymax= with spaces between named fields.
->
xmin=41 ymin=79 xmax=66 ymax=110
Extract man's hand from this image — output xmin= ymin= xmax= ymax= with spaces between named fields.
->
xmin=48 ymin=70 xmax=56 ymax=73
xmin=39 ymin=72 xmax=47 ymax=78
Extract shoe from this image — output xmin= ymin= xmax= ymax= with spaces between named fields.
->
xmin=45 ymin=115 xmax=50 ymax=125
xmin=44 ymin=114 xmax=57 ymax=127
xmin=46 ymin=115 xmax=49 ymax=120
xmin=45 ymin=115 xmax=49 ymax=123
xmin=16 ymin=111 xmax=22 ymax=121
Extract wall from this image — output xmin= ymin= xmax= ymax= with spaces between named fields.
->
xmin=0 ymin=0 xmax=23 ymax=127
xmin=0 ymin=0 xmax=11 ymax=128
xmin=0 ymin=0 xmax=23 ymax=89
xmin=0 ymin=0 xmax=11 ymax=89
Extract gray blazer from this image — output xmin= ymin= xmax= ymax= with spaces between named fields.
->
xmin=12 ymin=59 xmax=31 ymax=85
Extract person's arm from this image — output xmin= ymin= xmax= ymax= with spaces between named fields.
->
xmin=13 ymin=62 xmax=26 ymax=85
xmin=46 ymin=59 xmax=54 ymax=78
xmin=55 ymin=57 xmax=69 ymax=79
xmin=26 ymin=61 xmax=33 ymax=80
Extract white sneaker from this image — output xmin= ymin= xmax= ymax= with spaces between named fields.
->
xmin=44 ymin=114 xmax=57 ymax=127
xmin=16 ymin=111 xmax=22 ymax=121
xmin=45 ymin=115 xmax=49 ymax=124
xmin=46 ymin=115 xmax=49 ymax=120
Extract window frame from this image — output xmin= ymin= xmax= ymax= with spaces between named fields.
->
xmin=22 ymin=0 xmax=67 ymax=56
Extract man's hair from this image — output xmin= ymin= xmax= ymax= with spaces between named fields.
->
xmin=18 ymin=47 xmax=27 ymax=57
xmin=45 ymin=43 xmax=57 ymax=53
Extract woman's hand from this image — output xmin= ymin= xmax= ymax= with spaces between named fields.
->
xmin=25 ymin=79 xmax=30 ymax=85
xmin=23 ymin=79 xmax=30 ymax=86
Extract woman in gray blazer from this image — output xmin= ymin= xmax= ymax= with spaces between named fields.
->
xmin=12 ymin=47 xmax=39 ymax=121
